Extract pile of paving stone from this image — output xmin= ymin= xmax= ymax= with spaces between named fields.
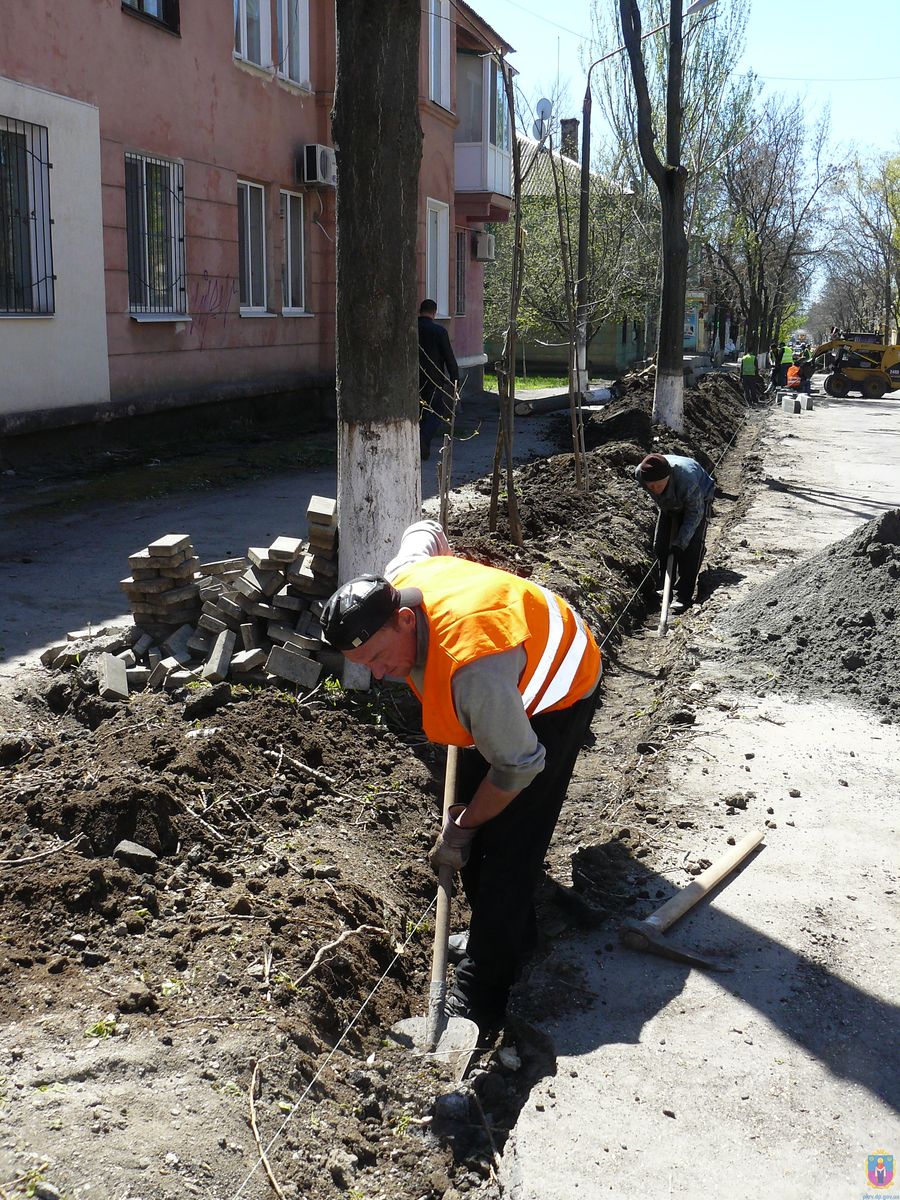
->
xmin=40 ymin=495 xmax=342 ymax=699
xmin=723 ymin=507 xmax=900 ymax=719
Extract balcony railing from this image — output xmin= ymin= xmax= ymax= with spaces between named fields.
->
xmin=454 ymin=142 xmax=511 ymax=197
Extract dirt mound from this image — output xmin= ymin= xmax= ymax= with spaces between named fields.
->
xmin=723 ymin=509 xmax=900 ymax=718
xmin=0 ymin=382 xmax=750 ymax=1198
xmin=571 ymin=371 xmax=746 ymax=480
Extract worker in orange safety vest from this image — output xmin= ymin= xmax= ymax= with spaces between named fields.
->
xmin=321 ymin=520 xmax=602 ymax=1042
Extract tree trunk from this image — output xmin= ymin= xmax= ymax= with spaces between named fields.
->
xmin=332 ymin=0 xmax=423 ymax=584
xmin=620 ymin=0 xmax=687 ymax=433
xmin=655 ymin=170 xmax=688 ymax=429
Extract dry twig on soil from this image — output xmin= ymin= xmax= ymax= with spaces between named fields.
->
xmin=0 ymin=835 xmax=81 ymax=868
xmin=294 ymin=924 xmax=389 ymax=988
xmin=249 ymin=1059 xmax=287 ymax=1200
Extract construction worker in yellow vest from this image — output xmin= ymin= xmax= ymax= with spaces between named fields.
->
xmin=739 ymin=350 xmax=760 ymax=404
xmin=321 ymin=520 xmax=602 ymax=1043
xmin=779 ymin=341 xmax=794 ymax=386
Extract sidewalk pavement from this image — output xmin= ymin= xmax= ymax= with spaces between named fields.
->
xmin=0 ymin=391 xmax=567 ymax=671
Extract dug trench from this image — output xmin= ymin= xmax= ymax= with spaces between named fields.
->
xmin=0 ymin=373 xmax=770 ymax=1200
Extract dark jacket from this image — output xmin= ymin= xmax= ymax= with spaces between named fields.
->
xmin=418 ymin=315 xmax=459 ymax=398
xmin=634 ymin=454 xmax=715 ymax=549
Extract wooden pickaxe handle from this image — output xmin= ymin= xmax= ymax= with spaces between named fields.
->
xmin=643 ymin=829 xmax=766 ymax=936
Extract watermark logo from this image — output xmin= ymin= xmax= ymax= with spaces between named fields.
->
xmin=867 ymin=1153 xmax=895 ymax=1190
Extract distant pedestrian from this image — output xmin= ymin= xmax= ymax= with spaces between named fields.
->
xmin=418 ymin=299 xmax=459 ymax=462
xmin=634 ymin=453 xmax=716 ymax=611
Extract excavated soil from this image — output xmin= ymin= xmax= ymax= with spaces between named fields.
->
xmin=0 ymin=373 xmax=752 ymax=1200
xmin=720 ymin=507 xmax=900 ymax=719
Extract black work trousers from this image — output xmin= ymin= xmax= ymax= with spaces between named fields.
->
xmin=450 ymin=683 xmax=600 ymax=1024
xmin=654 ymin=504 xmax=710 ymax=606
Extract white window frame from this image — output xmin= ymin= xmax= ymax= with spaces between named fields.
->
xmin=276 ymin=0 xmax=310 ymax=88
xmin=125 ymin=151 xmax=187 ymax=316
xmin=234 ymin=0 xmax=272 ymax=69
xmin=426 ymin=198 xmax=450 ymax=318
xmin=237 ymin=180 xmax=267 ymax=313
xmin=429 ymin=0 xmax=451 ymax=110
xmin=0 ymin=116 xmax=55 ymax=316
xmin=279 ymin=189 xmax=305 ymax=313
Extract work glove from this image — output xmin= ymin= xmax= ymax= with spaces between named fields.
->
xmin=428 ymin=804 xmax=476 ymax=874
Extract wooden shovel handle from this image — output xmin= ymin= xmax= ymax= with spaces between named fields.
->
xmin=644 ymin=829 xmax=765 ymax=935
xmin=430 ymin=745 xmax=459 ymax=988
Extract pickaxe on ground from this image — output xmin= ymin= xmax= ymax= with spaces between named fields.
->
xmin=620 ymin=829 xmax=765 ymax=971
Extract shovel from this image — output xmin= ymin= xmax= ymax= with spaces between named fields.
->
xmin=657 ymin=551 xmax=675 ymax=637
xmin=390 ymin=746 xmax=480 ymax=1080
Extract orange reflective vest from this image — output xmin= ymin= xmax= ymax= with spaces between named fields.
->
xmin=786 ymin=364 xmax=802 ymax=389
xmin=390 ymin=556 xmax=602 ymax=747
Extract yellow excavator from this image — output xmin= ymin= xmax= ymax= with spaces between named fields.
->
xmin=811 ymin=336 xmax=900 ymax=399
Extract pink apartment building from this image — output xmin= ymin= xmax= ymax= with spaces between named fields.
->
xmin=0 ymin=0 xmax=512 ymax=436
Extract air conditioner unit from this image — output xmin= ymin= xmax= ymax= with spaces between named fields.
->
xmin=473 ymin=232 xmax=495 ymax=262
xmin=299 ymin=144 xmax=337 ymax=187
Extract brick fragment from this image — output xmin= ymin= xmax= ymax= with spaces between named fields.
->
xmin=202 ymin=629 xmax=236 ymax=683
xmin=198 ymin=613 xmax=229 ymax=635
xmin=265 ymin=645 xmax=323 ymax=688
xmin=126 ymin=666 xmax=152 ymax=689
xmin=240 ymin=622 xmax=258 ymax=651
xmin=147 ymin=656 xmax=180 ymax=690
xmin=242 ymin=565 xmax=283 ymax=598
xmin=99 ymin=654 xmax=129 ymax=700
xmin=247 ymin=547 xmax=281 ymax=571
xmin=199 ymin=557 xmax=248 ymax=576
xmin=230 ymin=648 xmax=267 ymax=673
xmin=40 ymin=643 xmax=68 ymax=668
xmin=116 ymin=648 xmax=137 ymax=669
xmin=306 ymin=495 xmax=337 ymax=529
xmin=268 ymin=536 xmax=304 ymax=562
xmin=147 ymin=534 xmax=192 ymax=557
xmin=132 ymin=632 xmax=155 ymax=659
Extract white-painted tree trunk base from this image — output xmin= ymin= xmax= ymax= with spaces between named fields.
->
xmin=337 ymin=418 xmax=421 ymax=690
xmin=653 ymin=371 xmax=685 ymax=433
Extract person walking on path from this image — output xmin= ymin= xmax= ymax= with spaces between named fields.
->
xmin=418 ymin=299 xmax=459 ymax=461
xmin=634 ymin=453 xmax=716 ymax=611
xmin=320 ymin=520 xmax=602 ymax=1041
xmin=739 ymin=349 xmax=761 ymax=404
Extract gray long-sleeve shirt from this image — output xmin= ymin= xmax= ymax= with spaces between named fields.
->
xmin=384 ymin=521 xmax=545 ymax=792
xmin=634 ymin=454 xmax=715 ymax=549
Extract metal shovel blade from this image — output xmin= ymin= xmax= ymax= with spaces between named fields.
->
xmin=389 ymin=1014 xmax=480 ymax=1082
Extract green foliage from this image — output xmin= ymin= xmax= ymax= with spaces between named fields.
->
xmin=84 ymin=1016 xmax=117 ymax=1039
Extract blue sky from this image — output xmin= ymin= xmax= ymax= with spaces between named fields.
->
xmin=470 ymin=0 xmax=900 ymax=158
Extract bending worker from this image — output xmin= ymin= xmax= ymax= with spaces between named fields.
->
xmin=320 ymin=520 xmax=602 ymax=1042
xmin=635 ymin=453 xmax=715 ymax=612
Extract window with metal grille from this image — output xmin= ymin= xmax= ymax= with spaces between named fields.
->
xmin=237 ymin=180 xmax=267 ymax=310
xmin=455 ymin=231 xmax=467 ymax=316
xmin=0 ymin=115 xmax=54 ymax=316
xmin=279 ymin=190 xmax=304 ymax=312
xmin=125 ymin=152 xmax=186 ymax=315
xmin=122 ymin=0 xmax=180 ymax=34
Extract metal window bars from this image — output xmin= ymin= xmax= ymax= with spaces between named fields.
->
xmin=0 ymin=115 xmax=55 ymax=315
xmin=125 ymin=151 xmax=186 ymax=314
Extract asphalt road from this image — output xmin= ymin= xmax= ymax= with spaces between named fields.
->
xmin=501 ymin=391 xmax=900 ymax=1200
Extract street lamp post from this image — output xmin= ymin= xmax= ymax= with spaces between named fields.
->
xmin=574 ymin=0 xmax=716 ymax=401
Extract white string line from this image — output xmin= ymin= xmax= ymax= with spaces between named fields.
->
xmin=232 ymin=894 xmax=437 ymax=1200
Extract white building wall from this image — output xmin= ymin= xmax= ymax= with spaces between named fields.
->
xmin=0 ymin=76 xmax=109 ymax=425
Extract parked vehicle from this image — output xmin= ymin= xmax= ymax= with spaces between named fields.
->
xmin=811 ymin=338 xmax=900 ymax=399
